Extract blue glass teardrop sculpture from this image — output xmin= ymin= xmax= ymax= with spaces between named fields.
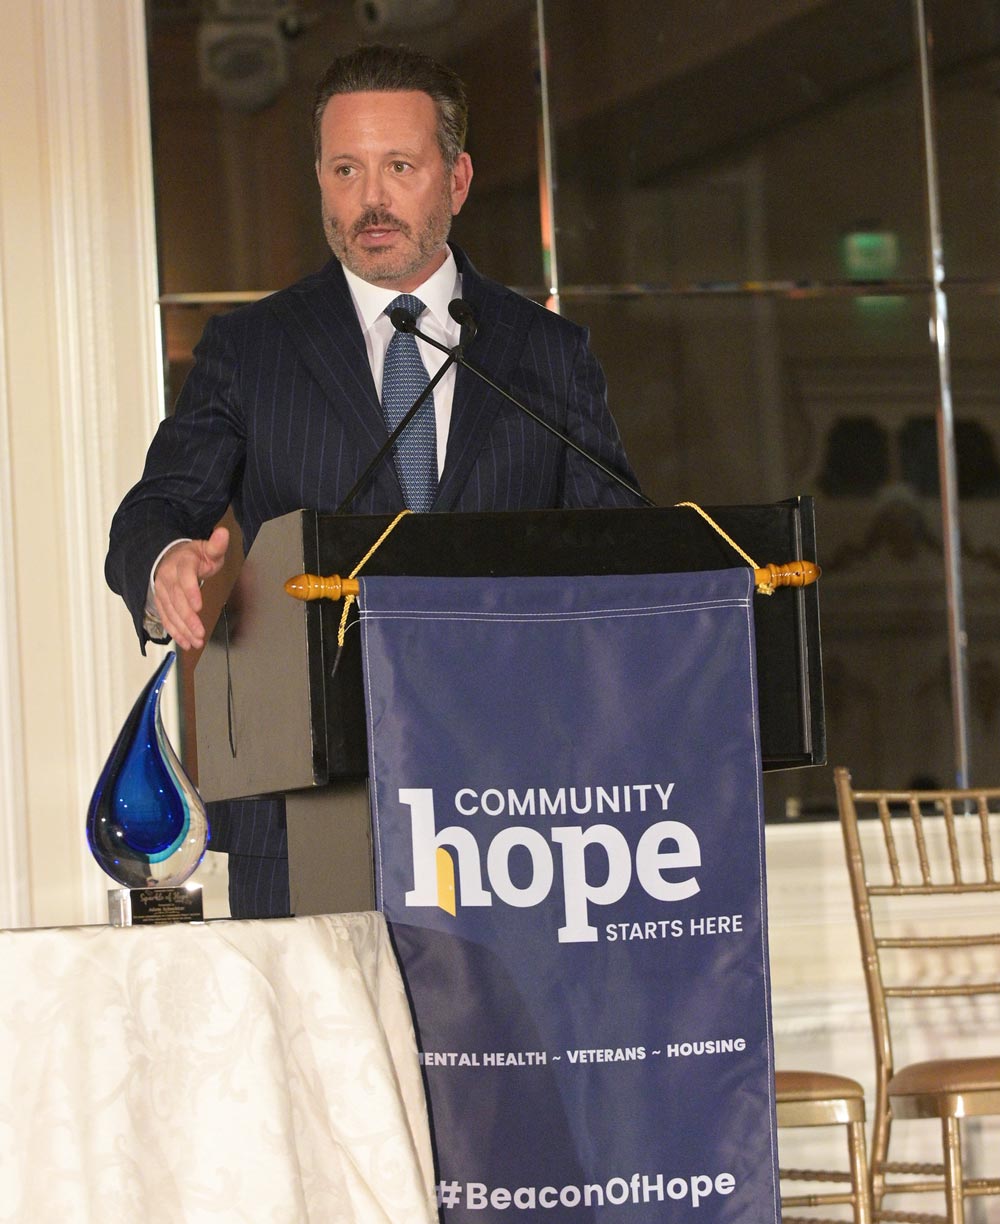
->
xmin=86 ymin=653 xmax=209 ymax=888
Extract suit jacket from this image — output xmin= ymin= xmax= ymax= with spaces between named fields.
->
xmin=106 ymin=245 xmax=641 ymax=858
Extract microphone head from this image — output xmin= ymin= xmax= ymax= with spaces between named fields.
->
xmin=389 ymin=305 xmax=417 ymax=333
xmin=448 ymin=297 xmax=478 ymax=342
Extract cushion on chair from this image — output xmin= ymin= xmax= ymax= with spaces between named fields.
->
xmin=776 ymin=1069 xmax=866 ymax=1103
xmin=889 ymin=1056 xmax=1000 ymax=1097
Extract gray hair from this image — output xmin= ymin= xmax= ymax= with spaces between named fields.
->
xmin=312 ymin=43 xmax=468 ymax=169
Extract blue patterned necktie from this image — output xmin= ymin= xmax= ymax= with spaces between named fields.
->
xmin=381 ymin=294 xmax=438 ymax=512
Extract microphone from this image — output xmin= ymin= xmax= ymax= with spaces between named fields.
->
xmin=448 ymin=297 xmax=478 ymax=352
xmin=389 ymin=304 xmax=418 ymax=334
xmin=405 ymin=300 xmax=652 ymax=508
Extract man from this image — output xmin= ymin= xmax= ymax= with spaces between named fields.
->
xmin=106 ymin=44 xmax=642 ymax=919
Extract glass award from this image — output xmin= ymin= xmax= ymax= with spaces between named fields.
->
xmin=87 ymin=652 xmax=209 ymax=925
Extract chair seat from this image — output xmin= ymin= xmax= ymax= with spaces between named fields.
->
xmin=889 ymin=1057 xmax=1000 ymax=1120
xmin=777 ymin=1070 xmax=866 ymax=1103
xmin=775 ymin=1069 xmax=866 ymax=1126
xmin=890 ymin=1057 xmax=1000 ymax=1096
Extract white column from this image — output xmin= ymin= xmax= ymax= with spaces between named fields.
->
xmin=0 ymin=0 xmax=165 ymax=927
xmin=0 ymin=241 xmax=30 ymax=926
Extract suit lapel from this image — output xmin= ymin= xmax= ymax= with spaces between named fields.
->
xmin=434 ymin=249 xmax=526 ymax=510
xmin=265 ymin=259 xmax=404 ymax=507
xmin=264 ymin=250 xmax=526 ymax=513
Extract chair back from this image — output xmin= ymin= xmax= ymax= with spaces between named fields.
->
xmin=834 ymin=767 xmax=1000 ymax=1144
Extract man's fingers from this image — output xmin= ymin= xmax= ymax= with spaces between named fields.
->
xmin=155 ymin=581 xmax=206 ymax=650
xmin=202 ymin=525 xmax=230 ymax=572
xmin=154 ymin=542 xmax=210 ymax=648
xmin=153 ymin=530 xmax=230 ymax=649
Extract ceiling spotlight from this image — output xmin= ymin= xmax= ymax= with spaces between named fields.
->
xmin=197 ymin=18 xmax=288 ymax=111
xmin=354 ymin=0 xmax=457 ymax=35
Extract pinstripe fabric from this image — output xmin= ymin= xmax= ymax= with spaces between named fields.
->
xmin=107 ymin=246 xmax=641 ymax=917
xmin=227 ymin=850 xmax=290 ymax=920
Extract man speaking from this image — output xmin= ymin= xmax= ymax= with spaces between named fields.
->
xmin=106 ymin=43 xmax=642 ymax=918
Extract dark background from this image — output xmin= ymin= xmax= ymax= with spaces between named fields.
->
xmin=146 ymin=0 xmax=1000 ymax=819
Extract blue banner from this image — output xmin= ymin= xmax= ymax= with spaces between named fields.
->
xmin=359 ymin=569 xmax=778 ymax=1223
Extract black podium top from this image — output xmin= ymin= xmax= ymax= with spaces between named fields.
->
xmin=195 ymin=501 xmax=824 ymax=802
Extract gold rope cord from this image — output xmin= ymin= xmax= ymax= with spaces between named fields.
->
xmin=296 ymin=502 xmax=806 ymax=633
xmin=672 ymin=500 xmax=776 ymax=595
xmin=337 ymin=508 xmax=413 ymax=646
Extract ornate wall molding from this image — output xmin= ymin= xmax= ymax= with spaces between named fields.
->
xmin=41 ymin=0 xmax=161 ymax=923
xmin=0 ymin=1 xmax=163 ymax=926
xmin=42 ymin=0 xmax=165 ymax=924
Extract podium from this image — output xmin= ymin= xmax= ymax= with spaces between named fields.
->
xmin=195 ymin=501 xmax=823 ymax=915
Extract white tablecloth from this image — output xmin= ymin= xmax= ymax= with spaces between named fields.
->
xmin=0 ymin=912 xmax=436 ymax=1224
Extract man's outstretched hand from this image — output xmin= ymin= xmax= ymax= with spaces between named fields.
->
xmin=153 ymin=526 xmax=230 ymax=650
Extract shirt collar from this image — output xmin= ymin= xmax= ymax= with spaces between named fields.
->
xmin=342 ymin=248 xmax=461 ymax=334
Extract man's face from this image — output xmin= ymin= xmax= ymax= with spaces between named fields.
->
xmin=316 ymin=90 xmax=473 ymax=291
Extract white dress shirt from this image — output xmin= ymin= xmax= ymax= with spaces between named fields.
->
xmin=341 ymin=249 xmax=462 ymax=477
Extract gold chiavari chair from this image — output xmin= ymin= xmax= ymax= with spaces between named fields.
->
xmin=835 ymin=766 xmax=1000 ymax=1223
xmin=776 ymin=1068 xmax=872 ymax=1223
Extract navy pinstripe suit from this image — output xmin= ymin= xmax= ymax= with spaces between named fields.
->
xmin=106 ymin=244 xmax=641 ymax=916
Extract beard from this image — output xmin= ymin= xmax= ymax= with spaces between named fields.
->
xmin=322 ymin=186 xmax=454 ymax=287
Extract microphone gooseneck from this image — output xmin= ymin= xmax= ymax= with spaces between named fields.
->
xmin=407 ymin=301 xmax=651 ymax=508
xmin=334 ymin=309 xmax=458 ymax=514
xmin=339 ymin=296 xmax=651 ymax=512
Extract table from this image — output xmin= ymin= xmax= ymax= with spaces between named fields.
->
xmin=0 ymin=912 xmax=437 ymax=1223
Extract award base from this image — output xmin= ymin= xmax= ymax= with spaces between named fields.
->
xmin=108 ymin=883 xmax=204 ymax=927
